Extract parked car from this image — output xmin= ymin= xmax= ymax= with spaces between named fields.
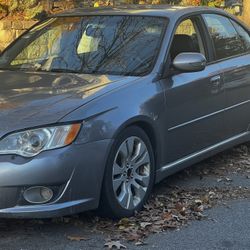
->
xmin=0 ymin=5 xmax=249 ymax=219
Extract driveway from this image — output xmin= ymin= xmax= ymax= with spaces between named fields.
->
xmin=0 ymin=144 xmax=249 ymax=250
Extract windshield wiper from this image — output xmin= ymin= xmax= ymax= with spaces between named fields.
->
xmin=46 ymin=68 xmax=81 ymax=74
xmin=0 ymin=67 xmax=29 ymax=71
xmin=0 ymin=67 xmax=81 ymax=74
xmin=0 ymin=67 xmax=13 ymax=71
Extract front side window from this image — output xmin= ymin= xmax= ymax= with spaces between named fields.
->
xmin=0 ymin=16 xmax=167 ymax=76
xmin=170 ymin=18 xmax=206 ymax=60
xmin=203 ymin=14 xmax=245 ymax=60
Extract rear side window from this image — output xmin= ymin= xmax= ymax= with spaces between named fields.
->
xmin=231 ymin=20 xmax=250 ymax=52
xmin=203 ymin=14 xmax=245 ymax=60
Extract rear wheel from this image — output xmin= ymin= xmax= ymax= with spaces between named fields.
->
xmin=99 ymin=126 xmax=155 ymax=218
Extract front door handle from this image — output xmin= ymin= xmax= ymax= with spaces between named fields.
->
xmin=210 ymin=75 xmax=222 ymax=94
xmin=210 ymin=75 xmax=221 ymax=87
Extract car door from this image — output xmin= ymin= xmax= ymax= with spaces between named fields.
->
xmin=160 ymin=16 xmax=225 ymax=164
xmin=202 ymin=14 xmax=250 ymax=139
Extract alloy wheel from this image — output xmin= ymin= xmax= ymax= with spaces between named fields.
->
xmin=112 ymin=136 xmax=151 ymax=210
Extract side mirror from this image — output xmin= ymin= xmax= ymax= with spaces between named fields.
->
xmin=173 ymin=52 xmax=207 ymax=72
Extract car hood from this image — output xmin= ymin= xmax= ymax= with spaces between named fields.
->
xmin=0 ymin=70 xmax=136 ymax=138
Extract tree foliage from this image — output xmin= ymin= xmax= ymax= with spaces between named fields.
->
xmin=0 ymin=0 xmax=44 ymax=20
xmin=0 ymin=0 xmax=248 ymax=20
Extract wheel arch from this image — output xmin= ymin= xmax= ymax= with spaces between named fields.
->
xmin=112 ymin=116 xmax=161 ymax=172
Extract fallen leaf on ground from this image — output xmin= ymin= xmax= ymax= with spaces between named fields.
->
xmin=135 ymin=241 xmax=146 ymax=246
xmin=162 ymin=212 xmax=172 ymax=221
xmin=104 ymin=240 xmax=127 ymax=249
xmin=140 ymin=222 xmax=152 ymax=228
xmin=67 ymin=235 xmax=89 ymax=241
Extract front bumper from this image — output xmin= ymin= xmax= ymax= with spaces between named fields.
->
xmin=0 ymin=139 xmax=112 ymax=218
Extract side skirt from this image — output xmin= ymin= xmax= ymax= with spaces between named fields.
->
xmin=155 ymin=132 xmax=249 ymax=183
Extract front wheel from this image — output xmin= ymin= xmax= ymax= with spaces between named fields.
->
xmin=99 ymin=126 xmax=155 ymax=218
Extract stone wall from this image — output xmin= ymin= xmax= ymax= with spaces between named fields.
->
xmin=0 ymin=5 xmax=250 ymax=52
xmin=241 ymin=0 xmax=250 ymax=26
xmin=0 ymin=20 xmax=37 ymax=51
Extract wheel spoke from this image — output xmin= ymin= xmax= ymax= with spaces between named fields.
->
xmin=134 ymin=172 xmax=150 ymax=187
xmin=132 ymin=142 xmax=146 ymax=162
xmin=126 ymin=184 xmax=134 ymax=209
xmin=118 ymin=185 xmax=129 ymax=208
xmin=113 ymin=163 xmax=125 ymax=176
xmin=134 ymin=151 xmax=150 ymax=170
xmin=119 ymin=142 xmax=128 ymax=159
xmin=126 ymin=137 xmax=135 ymax=159
xmin=113 ymin=176 xmax=125 ymax=192
xmin=134 ymin=184 xmax=147 ymax=199
xmin=131 ymin=178 xmax=141 ymax=189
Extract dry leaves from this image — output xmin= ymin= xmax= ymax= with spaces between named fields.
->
xmin=11 ymin=143 xmax=249 ymax=247
xmin=66 ymin=144 xmax=249 ymax=245
xmin=94 ymin=185 xmax=249 ymax=244
xmin=67 ymin=235 xmax=89 ymax=241
xmin=104 ymin=240 xmax=127 ymax=249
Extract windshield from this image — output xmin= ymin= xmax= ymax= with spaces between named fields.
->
xmin=0 ymin=15 xmax=166 ymax=76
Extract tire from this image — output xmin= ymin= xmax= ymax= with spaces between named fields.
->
xmin=99 ymin=126 xmax=155 ymax=219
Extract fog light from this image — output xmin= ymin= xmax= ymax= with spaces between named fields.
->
xmin=40 ymin=187 xmax=53 ymax=201
xmin=23 ymin=186 xmax=53 ymax=204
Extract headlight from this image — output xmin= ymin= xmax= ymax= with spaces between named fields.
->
xmin=0 ymin=123 xmax=81 ymax=157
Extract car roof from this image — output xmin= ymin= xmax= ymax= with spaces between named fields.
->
xmin=54 ymin=5 xmax=226 ymax=19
